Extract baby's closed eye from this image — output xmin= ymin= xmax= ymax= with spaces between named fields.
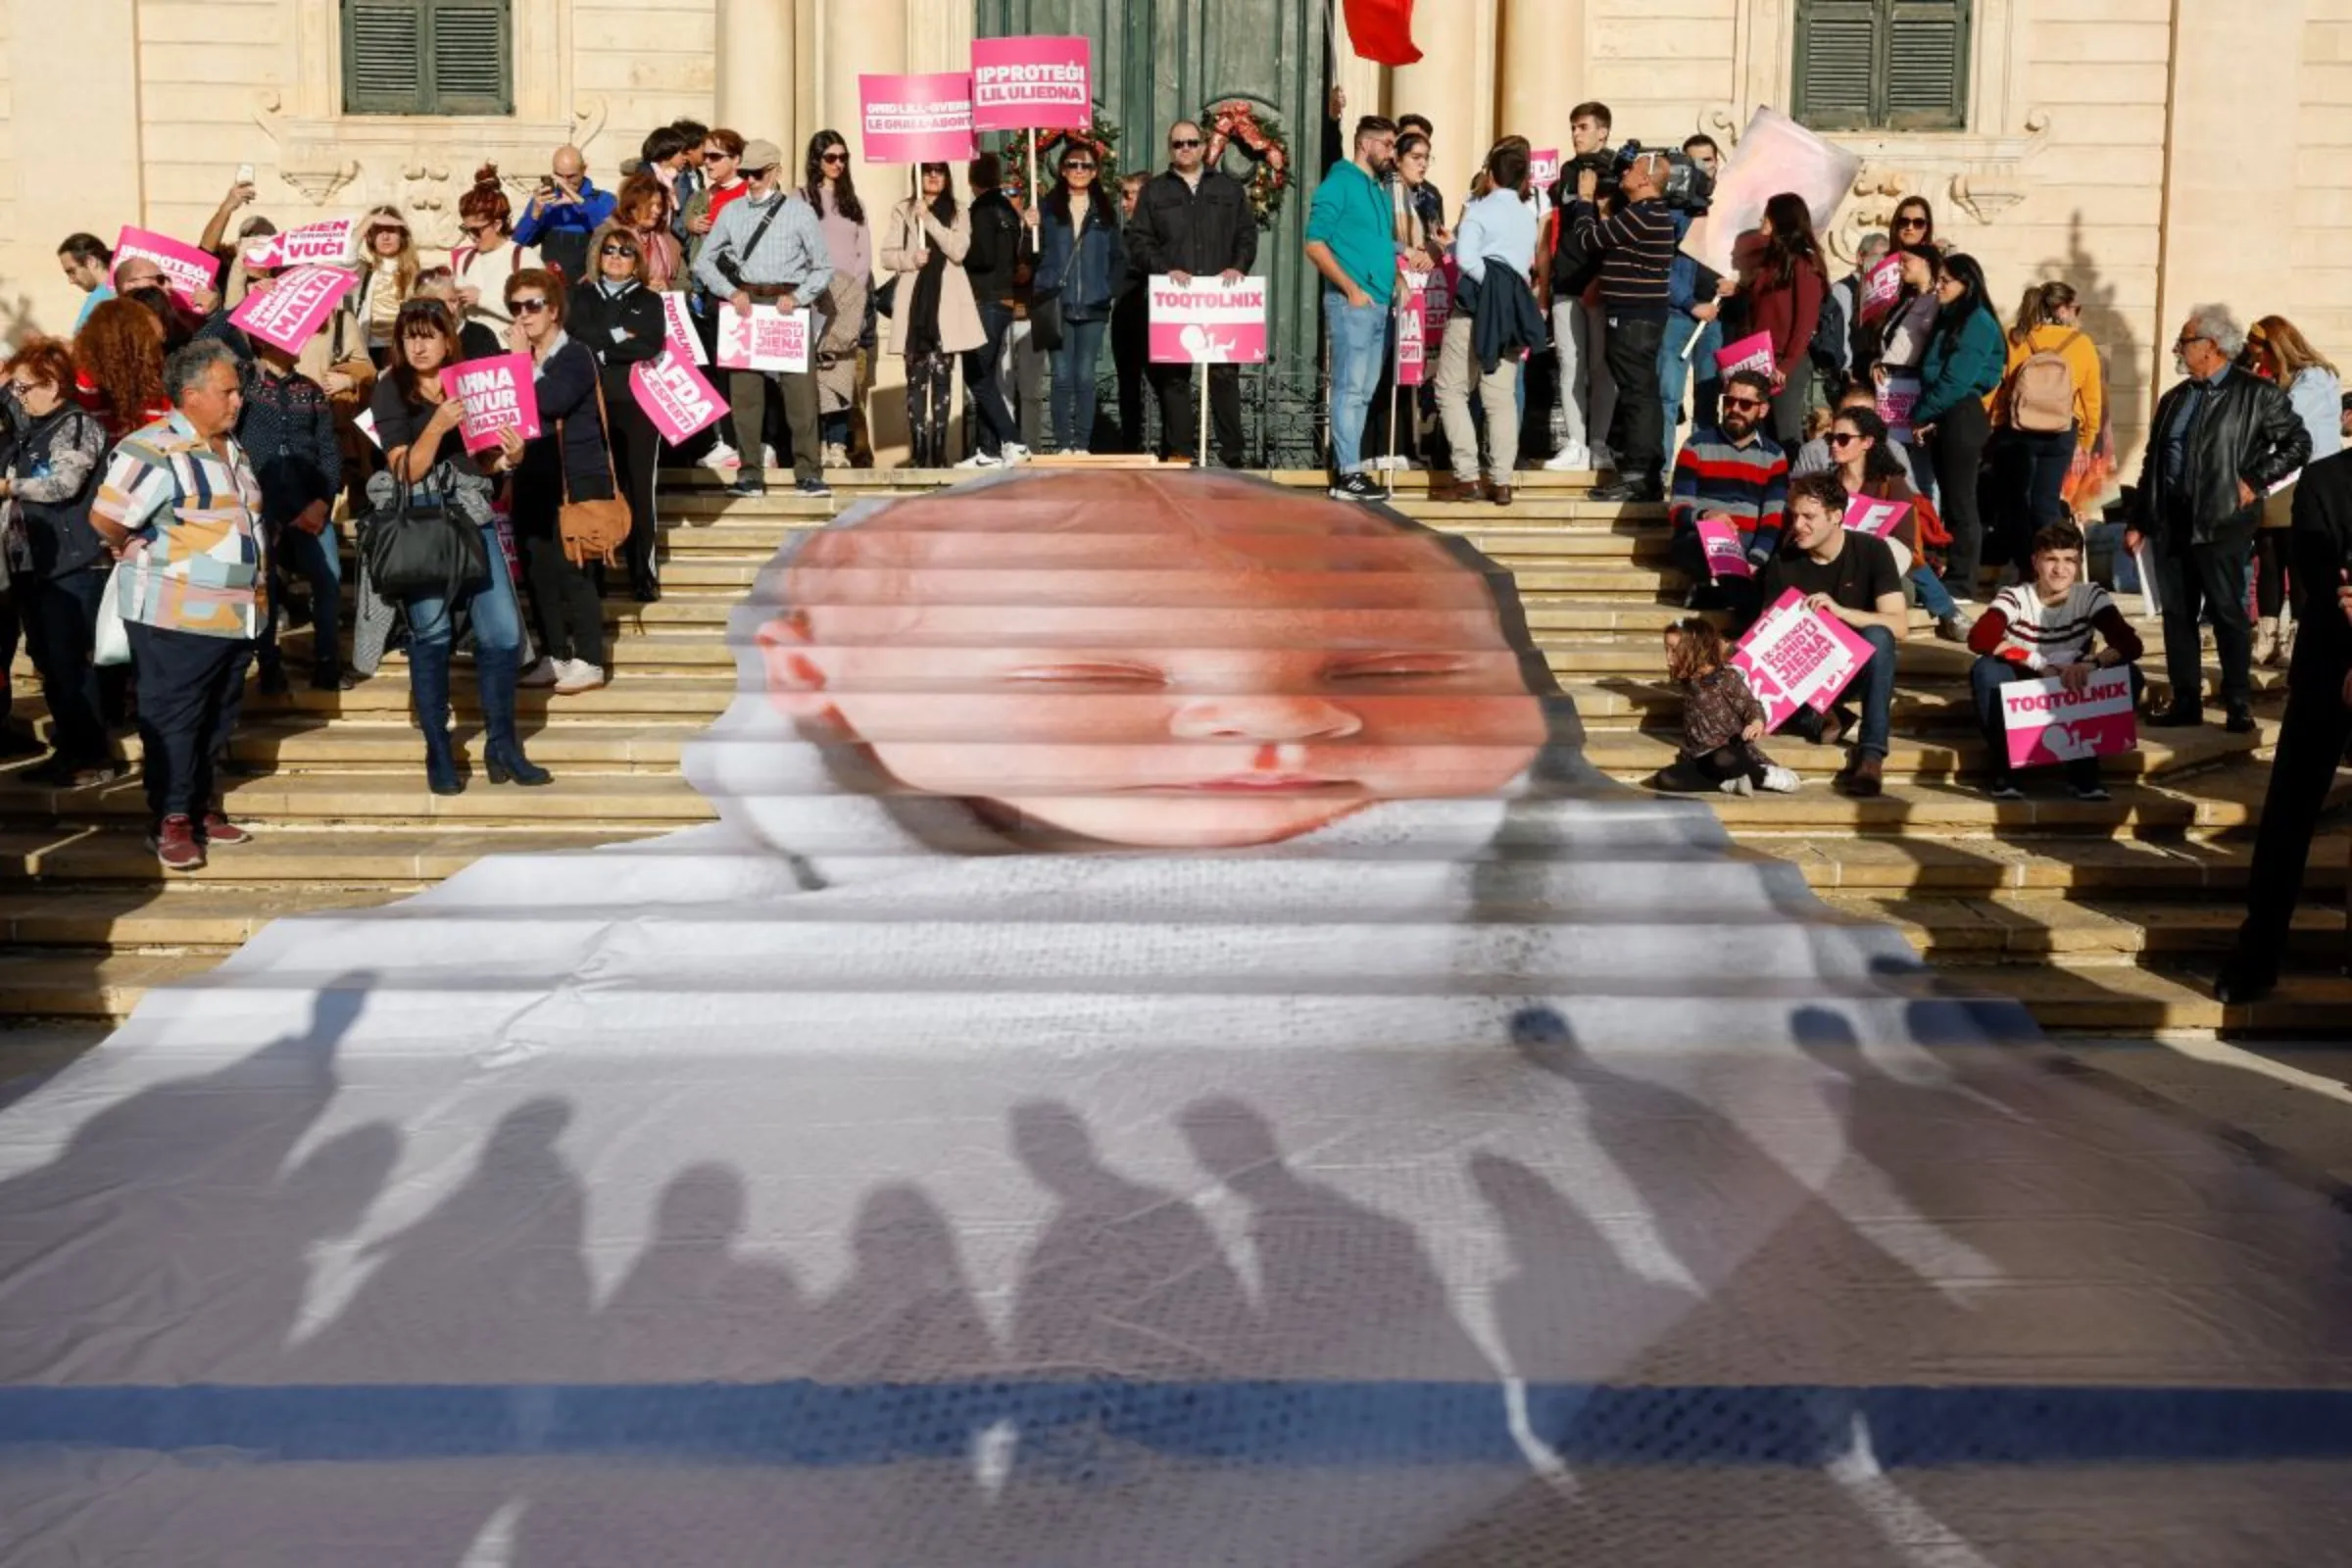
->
xmin=1002 ymin=662 xmax=1169 ymax=688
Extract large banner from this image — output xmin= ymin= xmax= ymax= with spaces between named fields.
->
xmin=859 ymin=72 xmax=979 ymax=163
xmin=113 ymin=225 xmax=220 ymax=310
xmin=438 ymin=353 xmax=543 ymax=455
xmin=226 ymin=266 xmax=359 ymax=354
xmin=2000 ymin=664 xmax=2138 ymax=769
xmin=1680 ymin=107 xmax=1860 ymax=279
xmin=970 ymin=35 xmax=1091 ymax=131
xmin=1147 ymin=274 xmax=1269 ymax=365
xmin=631 ymin=347 xmax=730 ymax=442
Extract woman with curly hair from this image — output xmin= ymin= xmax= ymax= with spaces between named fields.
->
xmin=612 ymin=172 xmax=685 ymax=292
xmin=354 ymin=206 xmax=422 ymax=368
xmin=71 ymin=297 xmax=171 ymax=440
xmin=803 ymin=129 xmax=870 ymax=467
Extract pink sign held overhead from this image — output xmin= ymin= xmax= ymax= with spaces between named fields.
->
xmin=1842 ymin=495 xmax=1910 ymax=540
xmin=631 ymin=348 xmax=730 ymax=443
xmin=716 ymin=305 xmax=812 ymax=372
xmin=1530 ymin=148 xmax=1562 ymax=188
xmin=226 ymin=266 xmax=359 ymax=355
xmin=1694 ymin=517 xmax=1753 ymax=580
xmin=114 ymin=225 xmax=220 ymax=311
xmin=858 ymin=73 xmax=978 ymax=163
xmin=1714 ymin=330 xmax=1777 ymax=380
xmin=1147 ymin=274 xmax=1268 ymax=365
xmin=437 ymin=353 xmax=543 ymax=456
xmin=1732 ymin=589 xmax=1879 ymax=734
xmin=242 ymin=218 xmax=357 ymax=271
xmin=658 ymin=291 xmax=708 ymax=365
xmin=970 ymin=35 xmax=1092 ymax=131
xmin=2000 ymin=664 xmax=2137 ymax=770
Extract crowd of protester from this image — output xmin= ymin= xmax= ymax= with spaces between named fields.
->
xmin=3 ymin=98 xmax=2346 ymax=1014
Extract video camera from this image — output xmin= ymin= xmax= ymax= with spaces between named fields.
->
xmin=1571 ymin=141 xmax=1714 ymax=214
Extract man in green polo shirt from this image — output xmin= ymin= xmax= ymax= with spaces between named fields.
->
xmin=1305 ymin=114 xmax=1400 ymax=502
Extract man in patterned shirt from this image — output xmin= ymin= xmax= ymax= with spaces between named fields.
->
xmin=89 ymin=340 xmax=267 ymax=872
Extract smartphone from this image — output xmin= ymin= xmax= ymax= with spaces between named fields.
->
xmin=235 ymin=163 xmax=255 ymax=187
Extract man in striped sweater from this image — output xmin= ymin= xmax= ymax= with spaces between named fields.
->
xmin=1965 ymin=521 xmax=2145 ymax=803
xmin=1667 ymin=368 xmax=1788 ymax=622
xmin=1569 ymin=149 xmax=1679 ymax=503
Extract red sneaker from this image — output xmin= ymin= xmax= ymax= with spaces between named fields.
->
xmin=199 ymin=811 xmax=253 ymax=848
xmin=148 ymin=814 xmax=206 ymax=872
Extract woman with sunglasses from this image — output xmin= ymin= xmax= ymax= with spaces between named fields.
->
xmin=1031 ymin=145 xmax=1126 ymax=457
xmin=504 ymin=268 xmax=614 ymax=695
xmin=803 ymin=132 xmax=871 ymax=469
xmin=452 ymin=165 xmax=540 ymax=346
xmin=354 ymin=207 xmax=420 ymax=370
xmin=882 ymin=162 xmax=983 ymax=467
xmin=568 ymin=223 xmax=668 ymax=599
xmin=1829 ymin=404 xmax=1969 ymax=642
xmin=1909 ymin=254 xmax=2006 ymax=603
xmin=368 ymin=299 xmax=545 ymax=793
xmin=2244 ymin=315 xmax=2342 ymax=664
xmin=1889 ymin=196 xmax=1937 ymax=253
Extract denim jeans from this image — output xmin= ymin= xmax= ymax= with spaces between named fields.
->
xmin=259 ymin=518 xmax=343 ymax=675
xmin=1909 ymin=563 xmax=1959 ymax=619
xmin=2082 ymin=519 xmax=2144 ymax=596
xmin=405 ymin=519 xmax=523 ymax=655
xmin=20 ymin=567 xmax=111 ymax=766
xmin=1658 ymin=311 xmax=1723 ymax=446
xmin=1323 ymin=290 xmax=1388 ymax=475
xmin=963 ymin=300 xmax=1018 ymax=456
xmin=1822 ymin=624 xmax=1900 ymax=760
xmin=1050 ymin=317 xmax=1108 ymax=453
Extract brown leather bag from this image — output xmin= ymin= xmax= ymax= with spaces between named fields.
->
xmin=556 ymin=375 xmax=632 ymax=567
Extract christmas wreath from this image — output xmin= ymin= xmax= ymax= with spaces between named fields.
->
xmin=1203 ymin=98 xmax=1290 ymax=228
xmin=1002 ymin=115 xmax=1121 ymax=208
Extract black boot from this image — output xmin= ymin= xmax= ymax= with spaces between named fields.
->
xmin=410 ymin=640 xmax=465 ymax=796
xmin=478 ymin=645 xmax=552 ymax=786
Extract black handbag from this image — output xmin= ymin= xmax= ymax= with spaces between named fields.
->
xmin=1029 ymin=289 xmax=1065 ymax=353
xmin=361 ymin=474 xmax=489 ymax=603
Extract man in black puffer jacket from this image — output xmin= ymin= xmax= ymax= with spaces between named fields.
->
xmin=1125 ymin=121 xmax=1258 ymax=467
xmin=2127 ymin=304 xmax=2310 ymax=733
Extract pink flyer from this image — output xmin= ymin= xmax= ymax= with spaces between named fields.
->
xmin=970 ymin=35 xmax=1091 ymax=131
xmin=715 ymin=305 xmax=811 ymax=373
xmin=1731 ymin=589 xmax=1878 ymax=733
xmin=1842 ymin=495 xmax=1910 ymax=539
xmin=631 ymin=348 xmax=730 ymax=443
xmin=1694 ymin=517 xmax=1753 ymax=580
xmin=437 ymin=353 xmax=543 ymax=456
xmin=242 ymin=219 xmax=357 ymax=271
xmin=226 ymin=266 xmax=359 ymax=355
xmin=1714 ymin=330 xmax=1776 ymax=380
xmin=114 ymin=225 xmax=220 ymax=311
xmin=1147 ymin=274 xmax=1268 ymax=365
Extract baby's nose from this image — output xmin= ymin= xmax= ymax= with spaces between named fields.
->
xmin=1167 ymin=694 xmax=1363 ymax=743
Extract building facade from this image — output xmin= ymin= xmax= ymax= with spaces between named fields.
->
xmin=3 ymin=0 xmax=2345 ymax=471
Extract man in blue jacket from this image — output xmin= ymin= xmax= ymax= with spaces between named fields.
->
xmin=512 ymin=145 xmax=616 ymax=285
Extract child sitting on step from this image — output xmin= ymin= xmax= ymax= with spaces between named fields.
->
xmin=1650 ymin=617 xmax=1801 ymax=796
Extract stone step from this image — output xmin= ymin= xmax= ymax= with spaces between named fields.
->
xmin=0 ymin=824 xmax=652 ymax=884
xmin=1822 ymin=893 xmax=2346 ymax=961
xmin=650 ymin=517 xmax=1678 ymax=561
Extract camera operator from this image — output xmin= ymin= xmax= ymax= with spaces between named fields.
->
xmin=1571 ymin=145 xmax=1677 ymax=503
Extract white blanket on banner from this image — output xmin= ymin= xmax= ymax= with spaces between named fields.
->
xmin=3 ymin=470 xmax=2348 ymax=1566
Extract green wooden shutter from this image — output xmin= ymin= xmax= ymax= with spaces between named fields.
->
xmin=1793 ymin=0 xmax=1969 ymax=133
xmin=1794 ymin=0 xmax=1882 ymax=132
xmin=343 ymin=0 xmax=511 ymax=115
xmin=344 ymin=0 xmax=424 ymax=115
xmin=428 ymin=0 xmax=512 ymax=115
xmin=1886 ymin=0 xmax=1969 ymax=131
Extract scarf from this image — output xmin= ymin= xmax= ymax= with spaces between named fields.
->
xmin=905 ymin=195 xmax=955 ymax=356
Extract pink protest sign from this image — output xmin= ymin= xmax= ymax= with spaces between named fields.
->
xmin=1531 ymin=148 xmax=1561 ymax=188
xmin=243 ymin=218 xmax=357 ymax=271
xmin=630 ymin=348 xmax=729 ymax=443
xmin=1714 ymin=330 xmax=1776 ymax=380
xmin=1877 ymin=374 xmax=1921 ymax=444
xmin=1843 ymin=495 xmax=1910 ymax=540
xmin=1859 ymin=254 xmax=1903 ymax=321
xmin=437 ymin=354 xmax=542 ymax=456
xmin=716 ymin=305 xmax=811 ymax=372
xmin=114 ymin=225 xmax=220 ymax=310
xmin=1694 ymin=517 xmax=1753 ymax=580
xmin=1396 ymin=277 xmax=1428 ymax=387
xmin=226 ymin=266 xmax=359 ymax=354
xmin=970 ymin=35 xmax=1091 ymax=131
xmin=659 ymin=291 xmax=707 ymax=365
xmin=2000 ymin=664 xmax=2137 ymax=770
xmin=1147 ymin=274 xmax=1268 ymax=365
xmin=1731 ymin=589 xmax=1878 ymax=733
xmin=859 ymin=73 xmax=978 ymax=163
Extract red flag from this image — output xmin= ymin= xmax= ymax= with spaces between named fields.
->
xmin=1344 ymin=0 xmax=1421 ymax=67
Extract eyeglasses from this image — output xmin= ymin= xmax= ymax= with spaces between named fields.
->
xmin=821 ymin=151 xmax=848 ymax=166
xmin=1169 ymin=137 xmax=1202 ymax=150
xmin=1064 ymin=161 xmax=1096 ymax=172
xmin=512 ymin=298 xmax=552 ymax=316
xmin=1895 ymin=216 xmax=1928 ymax=230
xmin=601 ymin=243 xmax=638 ymax=258
xmin=1827 ymin=432 xmax=1864 ymax=448
xmin=2174 ymin=333 xmax=2211 ymax=352
xmin=8 ymin=377 xmax=45 ymax=395
xmin=1721 ymin=396 xmax=1767 ymax=412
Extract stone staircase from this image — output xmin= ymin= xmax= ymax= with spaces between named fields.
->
xmin=2 ymin=467 xmax=2344 ymax=1032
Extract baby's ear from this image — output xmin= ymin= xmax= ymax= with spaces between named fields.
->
xmin=756 ymin=611 xmax=831 ymax=719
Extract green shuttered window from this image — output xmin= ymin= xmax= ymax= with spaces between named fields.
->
xmin=343 ymin=0 xmax=513 ymax=116
xmin=1794 ymin=0 xmax=1970 ymax=133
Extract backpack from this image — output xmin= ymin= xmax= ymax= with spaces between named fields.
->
xmin=1808 ymin=284 xmax=1847 ymax=376
xmin=2009 ymin=329 xmax=2082 ymax=433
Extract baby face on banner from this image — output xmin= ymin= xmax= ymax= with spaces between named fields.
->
xmin=756 ymin=473 xmax=1550 ymax=848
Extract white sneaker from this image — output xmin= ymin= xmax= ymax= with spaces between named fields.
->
xmin=954 ymin=450 xmax=1004 ymax=469
xmin=1717 ymin=774 xmax=1755 ymax=797
xmin=759 ymin=445 xmax=779 ymax=468
xmin=1759 ymin=764 xmax=1801 ymax=794
xmin=698 ymin=442 xmax=740 ymax=472
xmin=517 ymin=656 xmax=561 ymax=688
xmin=552 ymin=659 xmax=607 ymax=695
xmin=1002 ymin=442 xmax=1031 ymax=466
xmin=1544 ymin=444 xmax=1591 ymax=472
xmin=1936 ymin=613 xmax=1971 ymax=644
xmin=821 ymin=442 xmax=850 ymax=469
